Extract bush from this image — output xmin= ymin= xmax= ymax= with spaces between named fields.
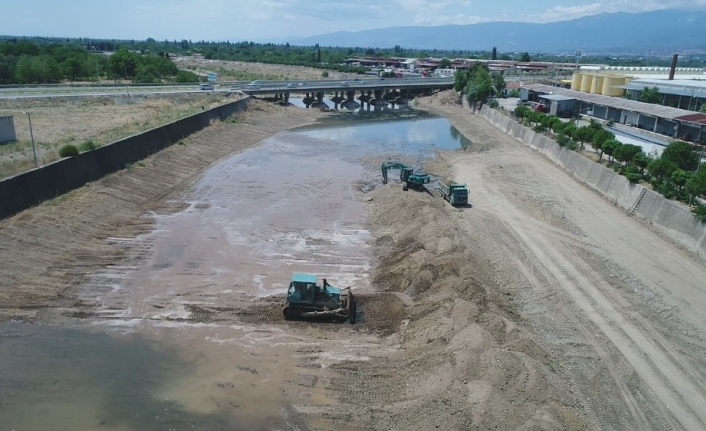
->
xmin=58 ymin=144 xmax=79 ymax=157
xmin=533 ymin=124 xmax=546 ymax=133
xmin=321 ymin=71 xmax=329 ymax=78
xmin=620 ymin=164 xmax=642 ymax=183
xmin=175 ymin=70 xmax=200 ymax=83
xmin=566 ymin=140 xmax=579 ymax=151
xmin=488 ymin=99 xmax=499 ymax=108
xmin=657 ymin=181 xmax=678 ymax=200
xmin=79 ymin=140 xmax=98 ymax=152
xmin=556 ymin=133 xmax=570 ymax=147
xmin=693 ymin=204 xmax=706 ymax=222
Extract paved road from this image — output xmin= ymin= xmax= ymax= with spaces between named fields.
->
xmin=0 ymin=77 xmax=454 ymax=99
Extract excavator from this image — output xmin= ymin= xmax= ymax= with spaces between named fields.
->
xmin=381 ymin=161 xmax=430 ymax=191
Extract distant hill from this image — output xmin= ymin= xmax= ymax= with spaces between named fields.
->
xmin=274 ymin=10 xmax=706 ymax=54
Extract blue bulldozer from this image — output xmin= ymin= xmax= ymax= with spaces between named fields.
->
xmin=284 ymin=273 xmax=356 ymax=323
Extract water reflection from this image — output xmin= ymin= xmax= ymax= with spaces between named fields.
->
xmin=0 ymin=322 xmax=261 ymax=431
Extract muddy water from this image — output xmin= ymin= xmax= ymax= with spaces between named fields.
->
xmin=1 ymin=111 xmax=468 ymax=430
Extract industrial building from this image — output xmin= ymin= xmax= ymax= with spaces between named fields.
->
xmin=521 ymin=84 xmax=706 ymax=143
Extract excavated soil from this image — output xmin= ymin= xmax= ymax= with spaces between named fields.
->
xmin=1 ymin=92 xmax=706 ymax=430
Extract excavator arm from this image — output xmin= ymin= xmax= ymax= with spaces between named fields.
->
xmin=381 ymin=161 xmax=408 ymax=184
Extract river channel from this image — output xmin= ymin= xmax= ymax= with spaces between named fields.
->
xmin=0 ymin=107 xmax=469 ymax=430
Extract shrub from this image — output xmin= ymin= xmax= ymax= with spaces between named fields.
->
xmin=58 ymin=144 xmax=79 ymax=157
xmin=556 ymin=133 xmax=570 ymax=147
xmin=620 ymin=164 xmax=642 ymax=183
xmin=488 ymin=99 xmax=499 ymax=108
xmin=533 ymin=124 xmax=546 ymax=133
xmin=566 ymin=140 xmax=579 ymax=151
xmin=79 ymin=140 xmax=98 ymax=152
xmin=693 ymin=204 xmax=706 ymax=222
xmin=321 ymin=71 xmax=329 ymax=78
xmin=657 ymin=181 xmax=678 ymax=199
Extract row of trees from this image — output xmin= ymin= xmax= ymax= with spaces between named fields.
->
xmin=0 ymin=39 xmax=181 ymax=84
xmin=513 ymin=106 xmax=706 ymax=217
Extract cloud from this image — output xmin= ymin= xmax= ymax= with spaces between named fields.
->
xmin=529 ymin=0 xmax=706 ymax=22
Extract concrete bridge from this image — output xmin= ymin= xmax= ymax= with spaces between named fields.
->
xmin=232 ymin=77 xmax=454 ymax=107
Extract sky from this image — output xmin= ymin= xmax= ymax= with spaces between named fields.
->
xmin=2 ymin=0 xmax=706 ymax=42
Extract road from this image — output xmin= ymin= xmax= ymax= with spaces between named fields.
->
xmin=0 ymin=77 xmax=454 ymax=99
xmin=422 ymin=94 xmax=706 ymax=430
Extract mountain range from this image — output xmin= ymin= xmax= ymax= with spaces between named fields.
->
xmin=268 ymin=10 xmax=706 ymax=54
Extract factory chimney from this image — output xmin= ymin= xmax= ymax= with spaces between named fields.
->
xmin=668 ymin=53 xmax=678 ymax=80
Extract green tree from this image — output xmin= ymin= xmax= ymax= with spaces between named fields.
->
xmin=662 ymin=141 xmax=699 ymax=171
xmin=601 ymin=139 xmax=620 ymax=162
xmin=592 ymin=129 xmax=615 ymax=158
xmin=520 ymin=52 xmax=531 ymax=62
xmin=671 ymin=169 xmax=692 ymax=191
xmin=572 ymin=127 xmax=594 ymax=151
xmin=614 ymin=144 xmax=642 ymax=165
xmin=685 ymin=167 xmax=706 ymax=198
xmin=465 ymin=65 xmax=493 ymax=111
xmin=439 ymin=58 xmax=451 ymax=69
xmin=648 ymin=157 xmax=678 ymax=181
xmin=640 ymin=86 xmax=661 ymax=104
xmin=109 ymin=48 xmax=139 ymax=78
xmin=633 ymin=152 xmax=650 ymax=173
xmin=491 ymin=47 xmax=497 ymax=60
xmin=14 ymin=55 xmax=62 ymax=83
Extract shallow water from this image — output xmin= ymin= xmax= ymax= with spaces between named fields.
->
xmin=0 ymin=321 xmax=257 ymax=430
xmin=1 ymin=108 xmax=469 ymax=430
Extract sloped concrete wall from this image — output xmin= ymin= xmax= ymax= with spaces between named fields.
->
xmin=0 ymin=97 xmax=250 ymax=219
xmin=0 ymin=116 xmax=17 ymax=143
xmin=478 ymin=105 xmax=706 ymax=257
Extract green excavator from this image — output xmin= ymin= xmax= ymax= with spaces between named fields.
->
xmin=381 ymin=161 xmax=430 ymax=191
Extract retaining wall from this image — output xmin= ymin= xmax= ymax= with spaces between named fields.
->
xmin=0 ymin=97 xmax=250 ymax=219
xmin=477 ymin=105 xmax=706 ymax=257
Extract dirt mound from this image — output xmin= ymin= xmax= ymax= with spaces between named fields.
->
xmin=334 ymin=183 xmax=588 ymax=430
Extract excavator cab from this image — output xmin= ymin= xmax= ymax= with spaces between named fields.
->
xmin=381 ymin=161 xmax=430 ymax=191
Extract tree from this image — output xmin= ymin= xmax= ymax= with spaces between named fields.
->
xmin=671 ymin=169 xmax=692 ymax=191
xmin=491 ymin=47 xmax=497 ymax=60
xmin=685 ymin=167 xmax=706 ymax=198
xmin=109 ymin=48 xmax=139 ymax=78
xmin=614 ymin=144 xmax=642 ymax=165
xmin=633 ymin=152 xmax=650 ymax=173
xmin=662 ymin=141 xmax=699 ymax=171
xmin=14 ymin=55 xmax=62 ymax=83
xmin=439 ymin=58 xmax=451 ymax=69
xmin=465 ymin=66 xmax=493 ymax=112
xmin=572 ymin=127 xmax=594 ymax=151
xmin=492 ymin=73 xmax=506 ymax=96
xmin=601 ymin=139 xmax=620 ymax=162
xmin=591 ymin=128 xmax=613 ymax=154
xmin=640 ymin=86 xmax=661 ymax=104
xmin=648 ymin=157 xmax=678 ymax=181
xmin=520 ymin=52 xmax=531 ymax=62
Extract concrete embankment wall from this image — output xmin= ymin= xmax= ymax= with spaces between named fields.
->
xmin=0 ymin=97 xmax=250 ymax=219
xmin=477 ymin=105 xmax=706 ymax=257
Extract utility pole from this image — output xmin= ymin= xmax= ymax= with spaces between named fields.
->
xmin=21 ymin=111 xmax=38 ymax=168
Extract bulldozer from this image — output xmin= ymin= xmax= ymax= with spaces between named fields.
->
xmin=283 ymin=273 xmax=356 ymax=323
xmin=381 ymin=161 xmax=430 ymax=191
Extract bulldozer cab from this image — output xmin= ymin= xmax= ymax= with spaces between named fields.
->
xmin=283 ymin=272 xmax=355 ymax=323
xmin=287 ymin=273 xmax=318 ymax=302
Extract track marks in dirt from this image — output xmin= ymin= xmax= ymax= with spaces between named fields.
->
xmin=0 ymin=101 xmax=327 ymax=324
